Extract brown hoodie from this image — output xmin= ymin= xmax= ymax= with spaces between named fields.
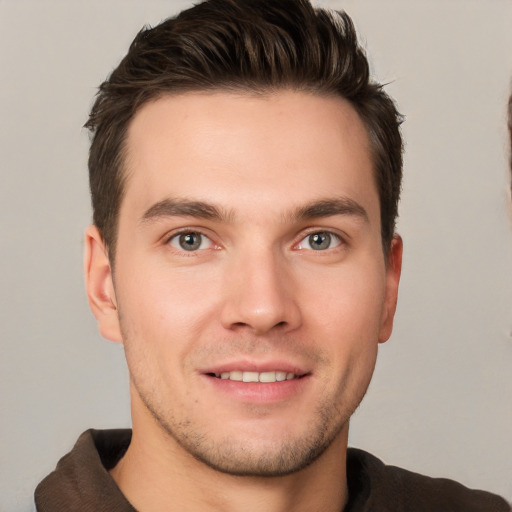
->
xmin=35 ymin=429 xmax=511 ymax=512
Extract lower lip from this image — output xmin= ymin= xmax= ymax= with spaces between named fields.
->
xmin=203 ymin=374 xmax=310 ymax=403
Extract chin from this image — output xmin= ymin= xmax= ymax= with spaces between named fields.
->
xmin=158 ymin=408 xmax=350 ymax=477
xmin=180 ymin=433 xmax=339 ymax=477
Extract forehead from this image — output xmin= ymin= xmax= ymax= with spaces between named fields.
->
xmin=121 ymin=90 xmax=378 ymax=223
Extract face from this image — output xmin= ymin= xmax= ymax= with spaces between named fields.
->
xmin=86 ymin=90 xmax=401 ymax=476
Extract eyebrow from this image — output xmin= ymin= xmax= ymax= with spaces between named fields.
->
xmin=293 ymin=197 xmax=369 ymax=223
xmin=140 ymin=196 xmax=369 ymax=225
xmin=141 ymin=198 xmax=233 ymax=224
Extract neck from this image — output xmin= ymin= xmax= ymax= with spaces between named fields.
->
xmin=111 ymin=411 xmax=349 ymax=512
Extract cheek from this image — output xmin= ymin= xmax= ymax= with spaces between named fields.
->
xmin=304 ymin=264 xmax=386 ymax=334
xmin=116 ymin=262 xmax=222 ymax=353
xmin=301 ymin=263 xmax=385 ymax=375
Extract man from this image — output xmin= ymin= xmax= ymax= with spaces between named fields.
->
xmin=35 ymin=0 xmax=511 ymax=510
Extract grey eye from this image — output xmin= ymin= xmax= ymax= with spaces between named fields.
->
xmin=308 ymin=232 xmax=332 ymax=250
xmin=169 ymin=232 xmax=210 ymax=251
xmin=179 ymin=233 xmax=202 ymax=251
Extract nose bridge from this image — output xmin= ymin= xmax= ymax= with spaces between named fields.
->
xmin=220 ymin=241 xmax=301 ymax=334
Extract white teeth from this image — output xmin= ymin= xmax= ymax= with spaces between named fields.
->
xmin=259 ymin=371 xmax=276 ymax=383
xmin=215 ymin=371 xmax=298 ymax=382
xmin=229 ymin=371 xmax=243 ymax=381
xmin=243 ymin=371 xmax=259 ymax=383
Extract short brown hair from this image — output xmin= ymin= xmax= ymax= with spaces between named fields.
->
xmin=86 ymin=0 xmax=403 ymax=260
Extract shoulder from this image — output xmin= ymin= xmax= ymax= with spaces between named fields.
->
xmin=346 ymin=448 xmax=511 ymax=512
xmin=34 ymin=429 xmax=134 ymax=512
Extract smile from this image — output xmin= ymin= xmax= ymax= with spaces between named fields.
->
xmin=209 ymin=371 xmax=302 ymax=382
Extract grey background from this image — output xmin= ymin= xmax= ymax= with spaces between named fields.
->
xmin=1 ymin=1 xmax=511 ymax=510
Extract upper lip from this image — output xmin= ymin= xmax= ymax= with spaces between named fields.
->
xmin=201 ymin=360 xmax=309 ymax=376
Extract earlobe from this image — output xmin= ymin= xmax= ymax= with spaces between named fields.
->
xmin=378 ymin=234 xmax=403 ymax=343
xmin=84 ymin=225 xmax=123 ymax=343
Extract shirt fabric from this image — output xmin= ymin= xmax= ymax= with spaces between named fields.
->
xmin=35 ymin=429 xmax=511 ymax=512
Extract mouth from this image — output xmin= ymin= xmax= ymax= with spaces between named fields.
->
xmin=206 ymin=371 xmax=307 ymax=383
xmin=202 ymin=364 xmax=311 ymax=403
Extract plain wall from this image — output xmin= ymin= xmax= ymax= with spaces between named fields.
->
xmin=1 ymin=1 xmax=511 ymax=510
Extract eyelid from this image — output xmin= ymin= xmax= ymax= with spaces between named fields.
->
xmin=293 ymin=228 xmax=346 ymax=251
xmin=163 ymin=227 xmax=220 ymax=252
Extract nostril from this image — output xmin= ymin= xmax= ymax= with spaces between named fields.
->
xmin=232 ymin=322 xmax=250 ymax=329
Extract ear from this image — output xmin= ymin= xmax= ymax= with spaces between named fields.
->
xmin=84 ymin=225 xmax=123 ymax=343
xmin=378 ymin=234 xmax=403 ymax=343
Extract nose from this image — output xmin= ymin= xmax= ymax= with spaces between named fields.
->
xmin=220 ymin=249 xmax=302 ymax=335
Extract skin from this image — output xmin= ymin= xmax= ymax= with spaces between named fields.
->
xmin=85 ymin=90 xmax=402 ymax=512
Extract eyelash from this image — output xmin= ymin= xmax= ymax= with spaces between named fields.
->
xmin=294 ymin=230 xmax=344 ymax=251
xmin=164 ymin=228 xmax=346 ymax=254
xmin=165 ymin=229 xmax=217 ymax=253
